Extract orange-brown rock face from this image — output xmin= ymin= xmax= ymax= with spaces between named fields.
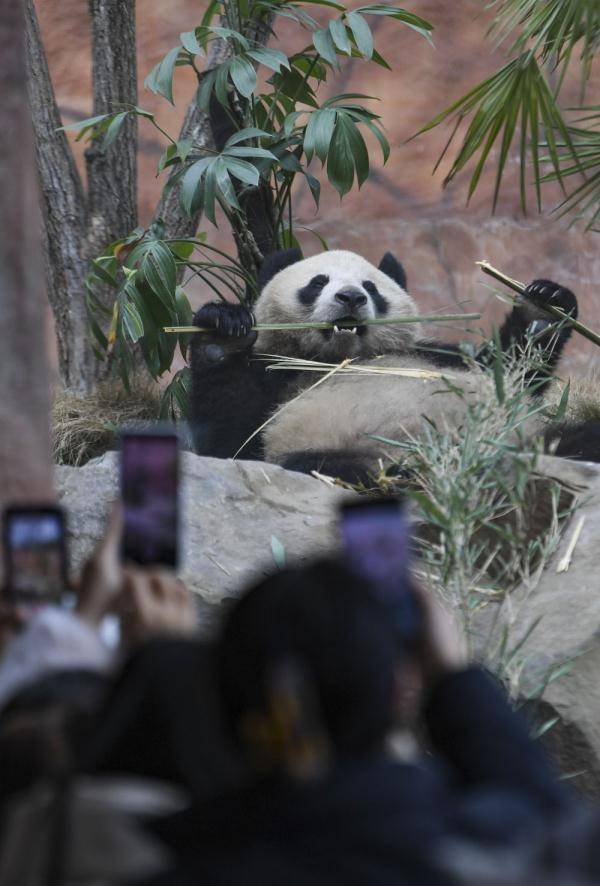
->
xmin=38 ymin=0 xmax=600 ymax=376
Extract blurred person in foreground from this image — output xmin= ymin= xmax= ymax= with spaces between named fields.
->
xmin=0 ymin=507 xmax=203 ymax=807
xmin=136 ymin=560 xmax=575 ymax=886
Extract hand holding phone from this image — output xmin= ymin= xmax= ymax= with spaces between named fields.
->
xmin=2 ymin=506 xmax=68 ymax=605
xmin=339 ymin=497 xmax=421 ymax=645
xmin=120 ymin=431 xmax=180 ymax=568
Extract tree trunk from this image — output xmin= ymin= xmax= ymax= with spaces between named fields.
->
xmin=85 ymin=0 xmax=138 ymax=256
xmin=25 ymin=0 xmax=138 ymax=395
xmin=24 ymin=0 xmax=93 ymax=394
xmin=26 ymin=1 xmax=273 ymax=393
xmin=0 ymin=0 xmax=53 ymax=519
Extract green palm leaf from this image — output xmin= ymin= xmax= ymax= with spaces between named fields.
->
xmin=413 ymin=52 xmax=581 ymax=212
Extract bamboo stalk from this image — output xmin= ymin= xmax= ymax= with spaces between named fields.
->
xmin=477 ymin=260 xmax=600 ymax=349
xmin=163 ymin=311 xmax=481 ymax=334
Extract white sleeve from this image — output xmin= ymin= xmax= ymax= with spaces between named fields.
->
xmin=0 ymin=607 xmax=113 ymax=713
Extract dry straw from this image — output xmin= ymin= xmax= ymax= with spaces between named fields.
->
xmin=233 ymin=354 xmax=452 ymax=458
xmin=259 ymin=354 xmax=451 ymax=380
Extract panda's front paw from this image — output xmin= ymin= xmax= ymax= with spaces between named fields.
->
xmin=523 ymin=279 xmax=578 ymax=320
xmin=192 ymin=302 xmax=257 ymax=363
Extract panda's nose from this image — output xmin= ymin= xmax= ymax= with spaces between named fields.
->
xmin=335 ymin=288 xmax=367 ymax=310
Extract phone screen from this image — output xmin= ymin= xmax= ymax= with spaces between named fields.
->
xmin=3 ymin=507 xmax=67 ymax=604
xmin=339 ymin=498 xmax=420 ymax=644
xmin=121 ymin=431 xmax=179 ymax=568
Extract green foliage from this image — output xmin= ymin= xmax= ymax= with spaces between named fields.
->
xmin=386 ymin=341 xmax=578 ymax=692
xmin=67 ymin=0 xmax=433 ymax=409
xmin=416 ymin=0 xmax=600 ymax=222
xmin=84 ymin=224 xmax=250 ymax=412
xmin=542 ymin=109 xmax=600 ymax=230
xmin=414 ymin=52 xmax=580 ymax=213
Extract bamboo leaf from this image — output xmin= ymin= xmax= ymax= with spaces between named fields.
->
xmin=246 ymin=47 xmax=291 ymax=72
xmin=122 ymin=300 xmax=144 ymax=343
xmin=229 ymin=55 xmax=257 ymax=98
xmin=492 ymin=327 xmax=505 ymax=404
xmin=214 ymin=157 xmax=241 ymax=211
xmin=313 ymin=27 xmax=339 ymax=66
xmin=180 ymin=29 xmax=205 ymax=56
xmin=180 ymin=157 xmax=214 ymax=216
xmin=103 ymin=111 xmax=128 ymax=150
xmin=144 ymin=46 xmax=181 ymax=105
xmin=223 ymin=156 xmax=260 ymax=187
xmin=224 ymin=127 xmax=273 ymax=147
xmin=271 ymin=535 xmax=286 ymax=567
xmin=346 ymin=11 xmax=373 ymax=58
xmin=224 ymin=146 xmax=278 ymax=159
xmin=329 ymin=19 xmax=352 ymax=55
xmin=304 ymin=107 xmax=337 ymax=163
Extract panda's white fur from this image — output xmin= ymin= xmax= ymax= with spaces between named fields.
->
xmin=252 ymin=251 xmax=522 ymax=468
xmin=255 ymin=251 xmax=422 ymax=359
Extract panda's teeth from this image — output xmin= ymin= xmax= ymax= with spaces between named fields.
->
xmin=333 ymin=324 xmax=359 ymax=335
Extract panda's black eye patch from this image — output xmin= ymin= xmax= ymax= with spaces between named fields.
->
xmin=363 ymin=280 xmax=389 ymax=315
xmin=297 ymin=274 xmax=329 ymax=306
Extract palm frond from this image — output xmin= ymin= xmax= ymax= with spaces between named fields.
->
xmin=486 ymin=0 xmax=600 ymax=94
xmin=539 ymin=110 xmax=600 ymax=229
xmin=413 ymin=51 xmax=580 ymax=213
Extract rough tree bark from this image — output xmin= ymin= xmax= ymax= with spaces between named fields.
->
xmin=85 ymin=0 xmax=137 ymax=257
xmin=0 ymin=0 xmax=53 ymax=518
xmin=25 ymin=0 xmax=137 ymax=395
xmin=26 ymin=1 xmax=273 ymax=395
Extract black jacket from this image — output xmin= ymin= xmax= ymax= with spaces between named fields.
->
xmin=137 ymin=668 xmax=570 ymax=886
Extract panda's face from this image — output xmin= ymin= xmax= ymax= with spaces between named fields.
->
xmin=254 ymin=251 xmax=421 ymax=360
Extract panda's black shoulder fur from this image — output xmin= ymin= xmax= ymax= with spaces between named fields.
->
xmin=257 ymin=249 xmax=302 ymax=290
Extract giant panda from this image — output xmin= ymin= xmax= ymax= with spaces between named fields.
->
xmin=189 ymin=248 xmax=594 ymax=483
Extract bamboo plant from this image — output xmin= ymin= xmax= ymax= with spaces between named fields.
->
xmin=65 ymin=0 xmax=434 ymax=418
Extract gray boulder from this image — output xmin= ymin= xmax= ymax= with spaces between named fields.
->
xmin=56 ymin=451 xmax=600 ymax=798
xmin=56 ymin=451 xmax=348 ymax=628
xmin=474 ymin=456 xmax=600 ymax=799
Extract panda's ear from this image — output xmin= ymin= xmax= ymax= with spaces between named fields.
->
xmin=378 ymin=252 xmax=407 ymax=290
xmin=258 ymin=248 xmax=303 ymax=291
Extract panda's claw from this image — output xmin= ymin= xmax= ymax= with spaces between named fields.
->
xmin=192 ymin=301 xmax=257 ymax=356
xmin=522 ymin=278 xmax=578 ymax=321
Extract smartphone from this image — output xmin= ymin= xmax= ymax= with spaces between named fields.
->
xmin=3 ymin=505 xmax=68 ymax=604
xmin=120 ymin=430 xmax=179 ymax=568
xmin=338 ymin=497 xmax=420 ymax=644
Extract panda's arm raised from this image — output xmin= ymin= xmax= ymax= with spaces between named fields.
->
xmin=188 ymin=303 xmax=286 ymax=459
xmin=476 ymin=279 xmax=577 ymax=387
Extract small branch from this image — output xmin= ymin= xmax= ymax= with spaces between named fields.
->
xmin=477 ymin=260 xmax=600 ymax=349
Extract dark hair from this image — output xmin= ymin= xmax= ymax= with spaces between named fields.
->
xmin=217 ymin=559 xmax=399 ymax=759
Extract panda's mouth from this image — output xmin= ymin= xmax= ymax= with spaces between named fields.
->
xmin=321 ymin=317 xmax=368 ymax=340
